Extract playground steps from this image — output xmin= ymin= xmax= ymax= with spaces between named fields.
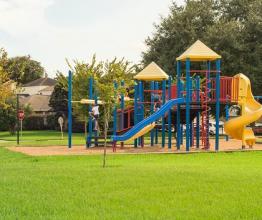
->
xmin=87 ymin=136 xmax=113 ymax=147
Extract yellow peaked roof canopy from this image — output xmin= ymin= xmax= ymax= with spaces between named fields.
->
xmin=176 ymin=40 xmax=221 ymax=61
xmin=134 ymin=62 xmax=169 ymax=81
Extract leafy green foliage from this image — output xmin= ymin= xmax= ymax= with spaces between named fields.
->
xmin=95 ymin=58 xmax=135 ymax=123
xmin=70 ymin=56 xmax=103 ymax=124
xmin=0 ymin=48 xmax=15 ymax=109
xmin=50 ymin=56 xmax=135 ymax=142
xmin=94 ymin=58 xmax=135 ymax=166
xmin=142 ymin=0 xmax=262 ymax=94
xmin=0 ymin=99 xmax=16 ymax=133
xmin=0 ymin=96 xmax=32 ymax=133
xmin=5 ymin=55 xmax=45 ymax=85
xmin=49 ymin=73 xmax=68 ymax=117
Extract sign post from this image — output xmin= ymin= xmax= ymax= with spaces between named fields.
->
xmin=58 ymin=116 xmax=64 ymax=140
xmin=18 ymin=110 xmax=25 ymax=137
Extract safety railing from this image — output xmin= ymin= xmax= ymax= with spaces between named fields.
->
xmin=210 ymin=76 xmax=239 ymax=103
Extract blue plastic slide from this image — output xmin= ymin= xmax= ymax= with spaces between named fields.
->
xmin=112 ymin=98 xmax=185 ymax=142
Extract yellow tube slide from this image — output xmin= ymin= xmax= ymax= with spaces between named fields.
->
xmin=124 ymin=123 xmax=155 ymax=143
xmin=225 ymin=74 xmax=262 ymax=147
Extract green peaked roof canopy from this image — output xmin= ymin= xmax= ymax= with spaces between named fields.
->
xmin=176 ymin=40 xmax=221 ymax=61
xmin=134 ymin=62 xmax=169 ymax=81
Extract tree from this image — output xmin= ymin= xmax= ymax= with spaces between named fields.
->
xmin=5 ymin=56 xmax=45 ymax=85
xmin=142 ymin=0 xmax=216 ymax=74
xmin=68 ymin=56 xmax=104 ymax=137
xmin=0 ymin=48 xmax=16 ymax=133
xmin=50 ymin=57 xmax=104 ymax=134
xmin=51 ymin=55 xmax=135 ymax=166
xmin=49 ymin=73 xmax=68 ymax=116
xmin=95 ymin=58 xmax=135 ymax=167
xmin=63 ymin=56 xmax=135 ymax=167
xmin=49 ymin=72 xmax=69 ymax=131
xmin=142 ymin=0 xmax=262 ymax=94
xmin=0 ymin=48 xmax=14 ymax=108
xmin=0 ymin=99 xmax=31 ymax=133
xmin=0 ymin=99 xmax=16 ymax=133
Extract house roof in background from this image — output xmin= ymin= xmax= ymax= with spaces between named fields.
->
xmin=38 ymin=86 xmax=54 ymax=92
xmin=24 ymin=77 xmax=56 ymax=87
xmin=20 ymin=95 xmax=51 ymax=112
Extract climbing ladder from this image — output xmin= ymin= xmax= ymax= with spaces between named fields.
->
xmin=201 ymin=71 xmax=211 ymax=149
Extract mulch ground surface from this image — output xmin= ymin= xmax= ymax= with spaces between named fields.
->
xmin=7 ymin=139 xmax=262 ymax=156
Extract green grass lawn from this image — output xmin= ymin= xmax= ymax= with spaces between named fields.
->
xmin=0 ymin=130 xmax=146 ymax=147
xmin=0 ymin=147 xmax=261 ymax=219
xmin=0 ymin=130 xmax=177 ymax=147
xmin=0 ymin=130 xmax=86 ymax=147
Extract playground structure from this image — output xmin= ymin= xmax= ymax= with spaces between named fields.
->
xmin=67 ymin=40 xmax=262 ymax=152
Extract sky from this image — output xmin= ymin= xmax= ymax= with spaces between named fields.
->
xmin=0 ymin=0 xmax=184 ymax=78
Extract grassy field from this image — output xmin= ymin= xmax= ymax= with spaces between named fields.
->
xmin=0 ymin=147 xmax=262 ymax=219
xmin=0 ymin=130 xmax=177 ymax=147
xmin=0 ymin=130 xmax=145 ymax=147
xmin=0 ymin=130 xmax=86 ymax=147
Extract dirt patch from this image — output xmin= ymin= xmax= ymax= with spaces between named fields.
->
xmin=7 ymin=139 xmax=262 ymax=156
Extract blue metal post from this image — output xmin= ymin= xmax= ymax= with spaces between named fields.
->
xmin=141 ymin=81 xmax=145 ymax=147
xmin=189 ymin=77 xmax=193 ymax=102
xmin=121 ymin=80 xmax=125 ymax=131
xmin=150 ymin=81 xmax=155 ymax=146
xmin=87 ymin=77 xmax=93 ymax=148
xmin=185 ymin=58 xmax=191 ymax=151
xmin=215 ymin=59 xmax=221 ymax=151
xmin=168 ymin=76 xmax=172 ymax=149
xmin=113 ymin=82 xmax=118 ymax=137
xmin=138 ymin=81 xmax=144 ymax=146
xmin=112 ymin=82 xmax=118 ymax=150
xmin=225 ymin=99 xmax=229 ymax=141
xmin=68 ymin=70 xmax=72 ymax=148
xmin=134 ymin=81 xmax=138 ymax=148
xmin=139 ymin=81 xmax=143 ymax=117
xmin=155 ymin=82 xmax=159 ymax=144
xmin=189 ymin=77 xmax=193 ymax=147
xmin=207 ymin=61 xmax=211 ymax=148
xmin=120 ymin=80 xmax=125 ymax=148
xmin=196 ymin=76 xmax=200 ymax=148
xmin=176 ymin=61 xmax=181 ymax=150
xmin=161 ymin=80 xmax=166 ymax=148
xmin=94 ymin=87 xmax=98 ymax=146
